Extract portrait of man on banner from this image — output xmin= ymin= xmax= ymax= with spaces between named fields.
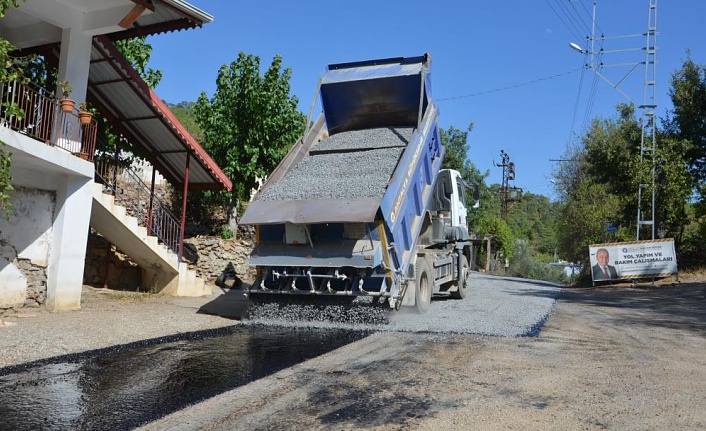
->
xmin=592 ymin=247 xmax=619 ymax=281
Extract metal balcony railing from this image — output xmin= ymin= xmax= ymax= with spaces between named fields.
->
xmin=94 ymin=157 xmax=182 ymax=262
xmin=0 ymin=79 xmax=97 ymax=161
xmin=2 ymin=78 xmax=181 ymax=261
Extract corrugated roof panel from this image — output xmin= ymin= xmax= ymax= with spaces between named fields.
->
xmin=86 ymin=36 xmax=231 ymax=192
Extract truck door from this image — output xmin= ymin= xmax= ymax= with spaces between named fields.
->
xmin=450 ymin=171 xmax=468 ymax=229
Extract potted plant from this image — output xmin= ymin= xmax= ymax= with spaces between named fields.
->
xmin=58 ymin=79 xmax=75 ymax=113
xmin=78 ymin=101 xmax=93 ymax=125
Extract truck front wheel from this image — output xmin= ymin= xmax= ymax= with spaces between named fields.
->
xmin=414 ymin=258 xmax=432 ymax=313
xmin=450 ymin=255 xmax=469 ymax=299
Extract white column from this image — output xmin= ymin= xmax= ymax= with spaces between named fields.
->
xmin=57 ymin=26 xmax=93 ymax=102
xmin=45 ymin=175 xmax=93 ymax=311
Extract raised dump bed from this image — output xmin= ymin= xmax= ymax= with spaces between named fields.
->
xmin=240 ymin=54 xmax=473 ymax=312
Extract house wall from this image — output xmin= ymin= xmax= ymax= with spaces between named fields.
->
xmin=1 ymin=126 xmax=94 ymax=312
xmin=0 ymin=187 xmax=55 ymax=309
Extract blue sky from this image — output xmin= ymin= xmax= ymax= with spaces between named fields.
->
xmin=147 ymin=1 xmax=706 ymax=198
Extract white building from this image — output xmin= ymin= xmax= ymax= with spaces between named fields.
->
xmin=0 ymin=1 xmax=231 ymax=311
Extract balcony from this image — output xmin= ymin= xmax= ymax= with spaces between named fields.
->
xmin=0 ymin=77 xmax=184 ymax=257
xmin=0 ymin=79 xmax=97 ymax=161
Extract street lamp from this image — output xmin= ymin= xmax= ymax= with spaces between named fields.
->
xmin=568 ymin=42 xmax=585 ymax=54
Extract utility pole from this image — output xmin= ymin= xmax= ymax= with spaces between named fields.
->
xmin=494 ymin=150 xmax=511 ymax=220
xmin=494 ymin=150 xmax=521 ymax=221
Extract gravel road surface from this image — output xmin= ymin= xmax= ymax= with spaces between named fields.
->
xmin=246 ymin=273 xmax=559 ymax=336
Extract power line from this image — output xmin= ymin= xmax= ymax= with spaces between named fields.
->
xmin=554 ymin=0 xmax=592 ymax=39
xmin=578 ymin=0 xmax=606 ymax=37
xmin=437 ymin=69 xmax=581 ymax=102
xmin=568 ymin=64 xmax=586 ymax=144
xmin=545 ymin=0 xmax=586 ymax=43
xmin=567 ymin=0 xmax=593 ymax=36
xmin=582 ymin=64 xmax=600 ymax=132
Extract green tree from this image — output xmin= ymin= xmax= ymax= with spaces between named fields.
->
xmin=557 ymin=178 xmax=624 ymax=265
xmin=509 ymin=238 xmax=566 ymax=282
xmin=442 ymin=124 xmax=475 ymax=175
xmin=662 ymin=54 xmax=706 ymax=263
xmin=0 ymin=141 xmax=11 ymax=218
xmin=652 ymin=134 xmax=692 ymax=242
xmin=0 ymin=0 xmax=27 ymax=218
xmin=194 ymin=52 xmax=306 ymax=228
xmin=507 ymin=192 xmax=559 ymax=257
xmin=168 ymin=101 xmax=203 ymax=142
xmin=0 ymin=1 xmax=20 ymax=14
xmin=665 ymin=54 xmax=706 ymax=188
xmin=114 ymin=37 xmax=162 ymax=89
xmin=555 ymin=93 xmax=693 ymax=269
xmin=477 ymin=215 xmax=514 ymax=260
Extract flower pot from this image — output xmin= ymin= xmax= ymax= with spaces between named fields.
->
xmin=78 ymin=111 xmax=93 ymax=125
xmin=60 ymin=98 xmax=75 ymax=113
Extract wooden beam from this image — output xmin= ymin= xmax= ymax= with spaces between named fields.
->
xmin=119 ymin=4 xmax=147 ymax=29
xmin=130 ymin=0 xmax=155 ymax=12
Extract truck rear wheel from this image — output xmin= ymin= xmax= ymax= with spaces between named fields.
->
xmin=414 ymin=258 xmax=432 ymax=313
xmin=450 ymin=255 xmax=469 ymax=299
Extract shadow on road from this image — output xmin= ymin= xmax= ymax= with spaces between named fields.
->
xmin=558 ymin=280 xmax=706 ymax=334
xmin=197 ymin=285 xmax=250 ymax=320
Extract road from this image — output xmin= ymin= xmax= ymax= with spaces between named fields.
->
xmin=141 ymin=274 xmax=706 ymax=431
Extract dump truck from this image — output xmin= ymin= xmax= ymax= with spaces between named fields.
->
xmin=239 ymin=53 xmax=477 ymax=312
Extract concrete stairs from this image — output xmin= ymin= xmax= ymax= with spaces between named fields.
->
xmin=89 ymin=182 xmax=210 ymax=296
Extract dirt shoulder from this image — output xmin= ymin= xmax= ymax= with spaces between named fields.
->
xmin=142 ymin=278 xmax=706 ymax=431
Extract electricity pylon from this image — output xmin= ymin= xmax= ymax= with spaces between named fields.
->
xmin=569 ymin=0 xmax=658 ymax=240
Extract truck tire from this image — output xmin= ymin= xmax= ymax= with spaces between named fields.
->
xmin=414 ymin=258 xmax=432 ymax=313
xmin=450 ymin=255 xmax=469 ymax=299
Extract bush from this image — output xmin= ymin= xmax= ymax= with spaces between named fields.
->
xmin=509 ymin=239 xmax=567 ymax=284
xmin=220 ymin=226 xmax=234 ymax=239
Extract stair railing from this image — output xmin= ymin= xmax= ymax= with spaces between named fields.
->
xmin=94 ymin=154 xmax=182 ymax=262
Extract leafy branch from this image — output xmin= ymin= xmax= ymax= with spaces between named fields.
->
xmin=0 ymin=0 xmax=27 ymax=219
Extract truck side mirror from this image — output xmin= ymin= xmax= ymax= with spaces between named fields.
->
xmin=472 ymin=184 xmax=480 ymax=208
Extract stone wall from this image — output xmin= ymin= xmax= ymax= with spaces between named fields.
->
xmin=15 ymin=259 xmax=47 ymax=308
xmin=83 ymin=232 xmax=142 ymax=290
xmin=183 ymin=236 xmax=255 ymax=284
xmin=0 ymin=256 xmax=47 ymax=309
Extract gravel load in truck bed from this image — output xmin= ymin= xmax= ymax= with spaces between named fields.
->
xmin=310 ymin=126 xmax=414 ymax=154
xmin=255 ymin=127 xmax=413 ymax=202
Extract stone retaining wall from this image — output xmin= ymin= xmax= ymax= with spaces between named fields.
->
xmin=83 ymin=232 xmax=142 ymax=290
xmin=183 ymin=236 xmax=255 ymax=284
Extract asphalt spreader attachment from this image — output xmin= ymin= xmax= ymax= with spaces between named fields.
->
xmin=245 ymin=294 xmax=391 ymax=326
